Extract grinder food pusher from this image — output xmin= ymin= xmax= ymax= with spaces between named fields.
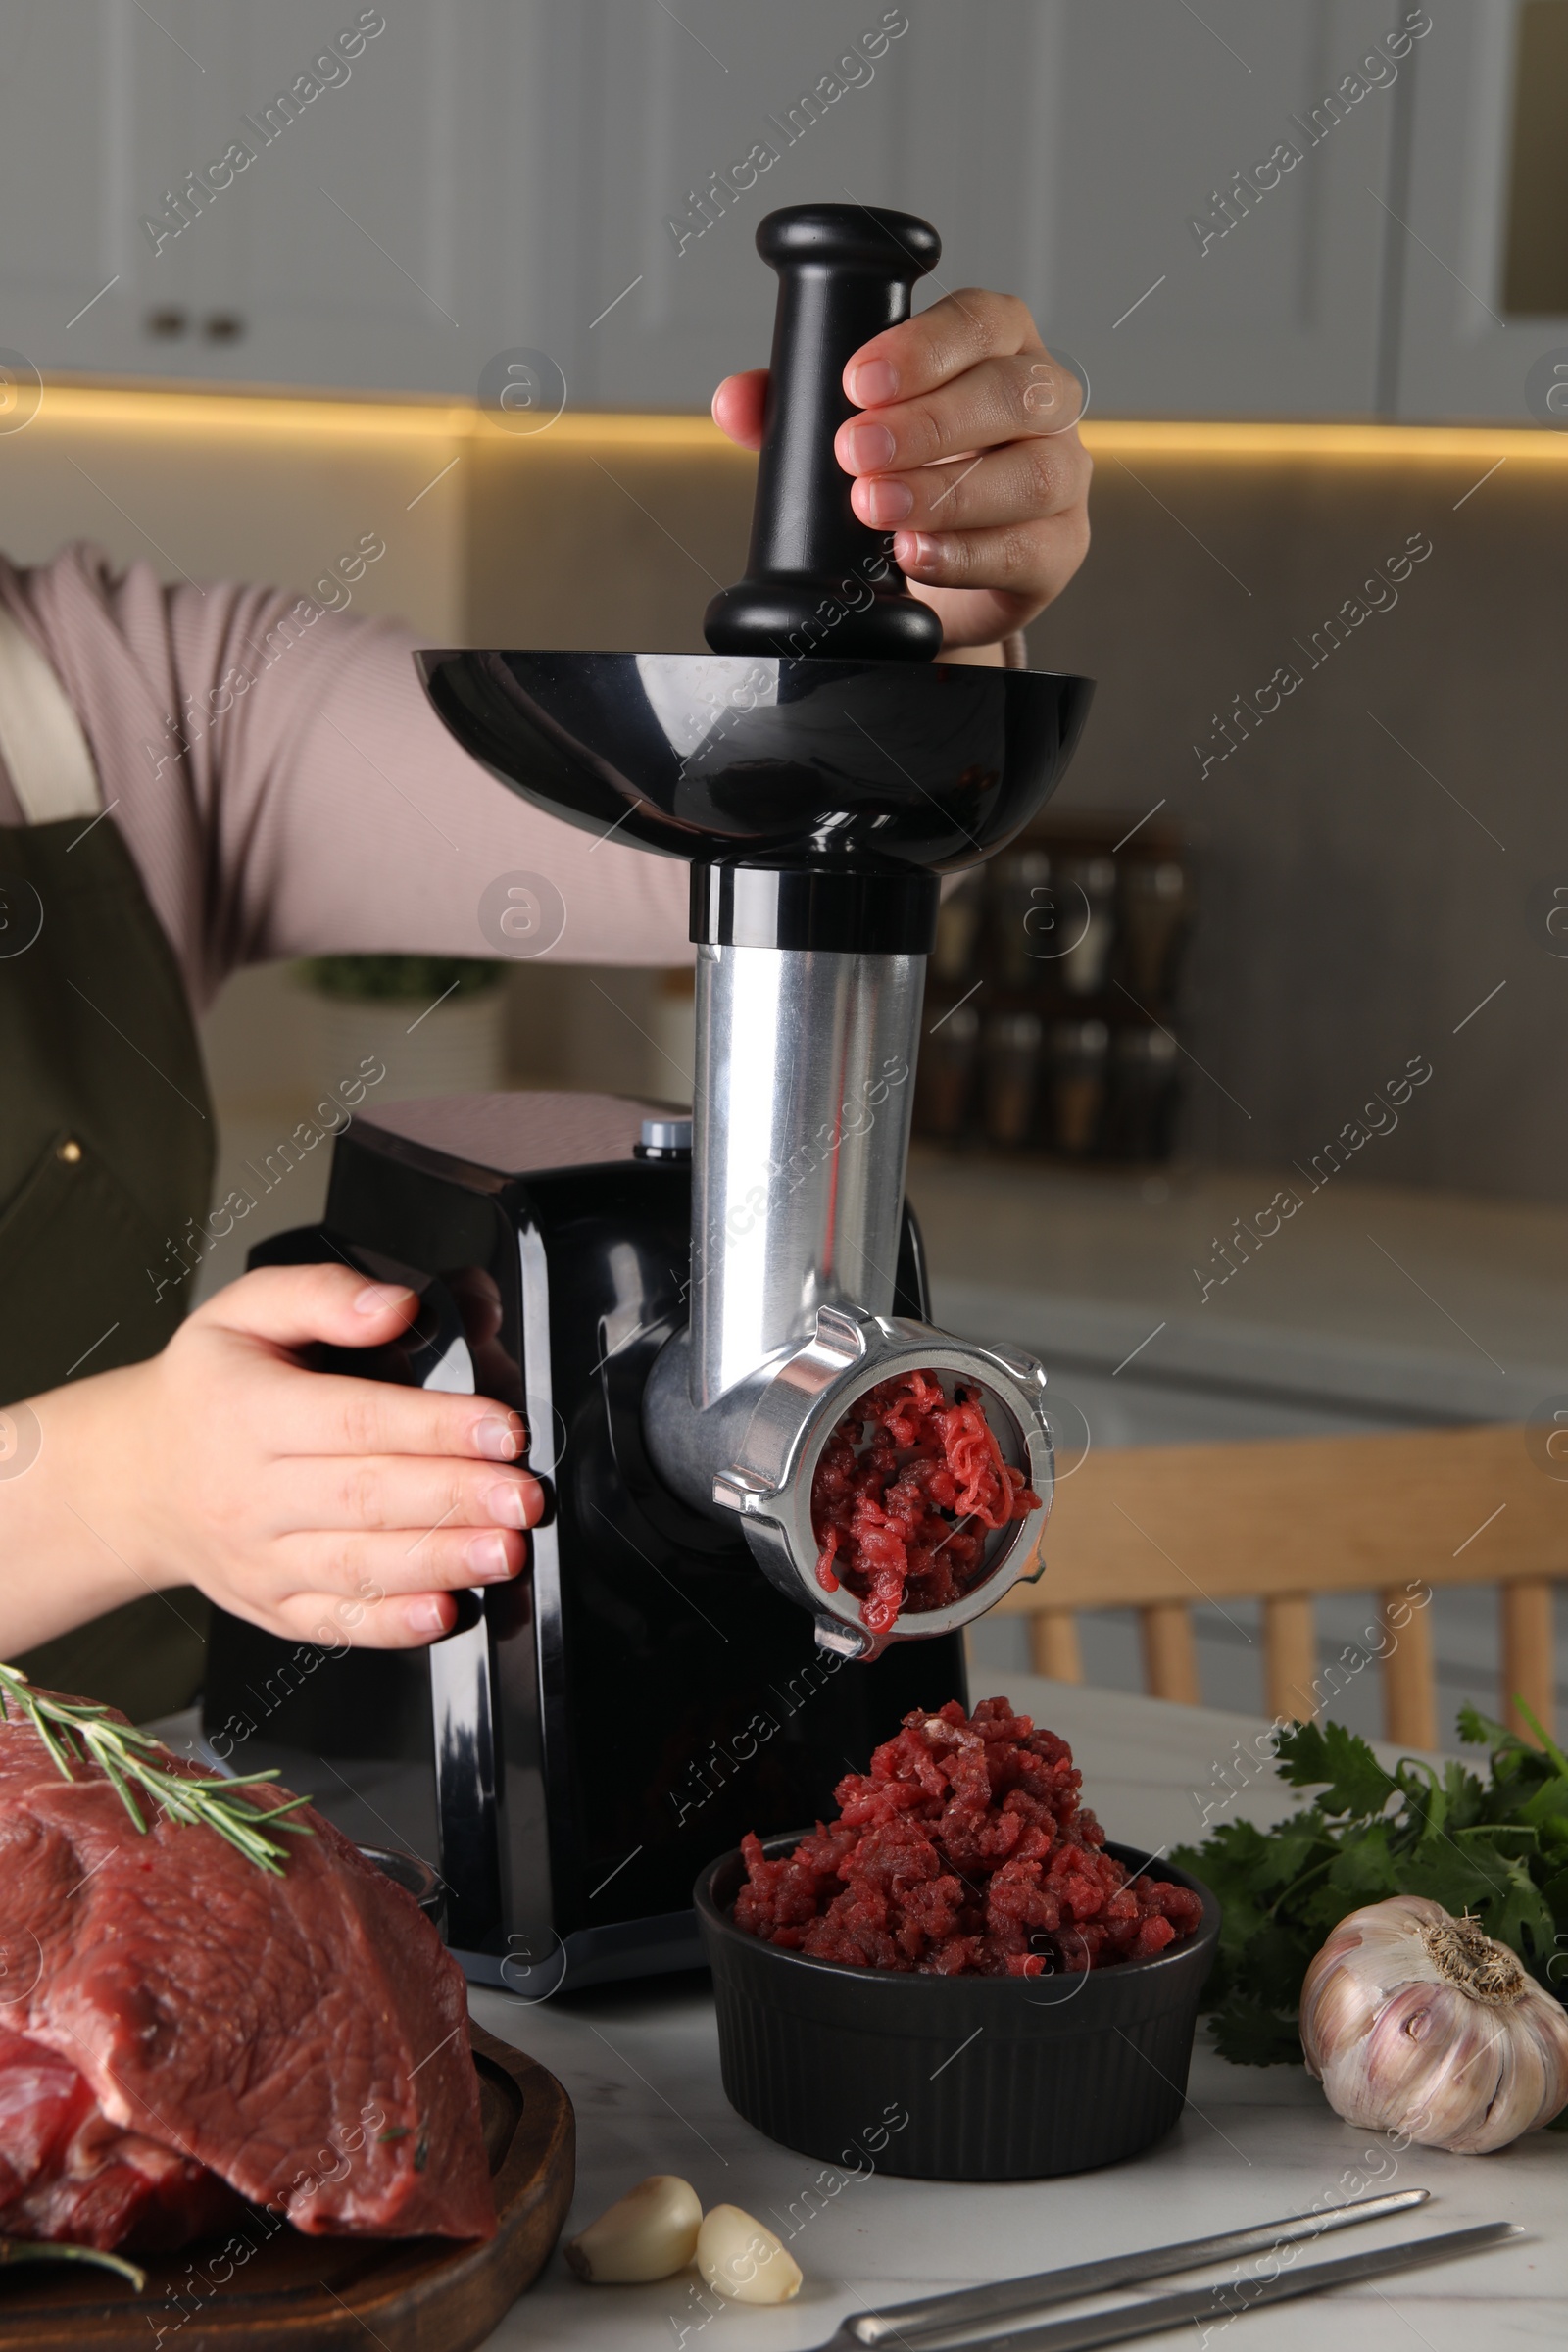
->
xmin=203 ymin=205 xmax=1094 ymax=1992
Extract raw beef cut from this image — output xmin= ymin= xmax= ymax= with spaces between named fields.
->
xmin=0 ymin=1695 xmax=495 ymax=2249
xmin=0 ymin=2025 xmax=243 ymax=2251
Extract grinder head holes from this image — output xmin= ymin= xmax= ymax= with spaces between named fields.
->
xmin=808 ymin=1366 xmax=1044 ymax=1640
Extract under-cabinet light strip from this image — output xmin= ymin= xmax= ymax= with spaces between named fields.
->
xmin=14 ymin=381 xmax=1568 ymax=466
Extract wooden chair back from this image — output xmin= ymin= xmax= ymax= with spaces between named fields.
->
xmin=991 ymin=1423 xmax=1565 ymax=1746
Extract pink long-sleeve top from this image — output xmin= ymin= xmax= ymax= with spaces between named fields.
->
xmin=0 ymin=542 xmax=691 ymax=1009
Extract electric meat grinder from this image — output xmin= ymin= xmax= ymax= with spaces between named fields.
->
xmin=203 ymin=205 xmax=1094 ymax=1992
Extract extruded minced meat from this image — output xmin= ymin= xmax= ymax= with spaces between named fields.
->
xmin=812 ymin=1371 xmax=1039 ymax=1633
xmin=0 ymin=1693 xmax=495 ymax=2250
xmin=736 ymin=1696 xmax=1205 ymax=1977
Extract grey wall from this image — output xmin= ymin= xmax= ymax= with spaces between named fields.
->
xmin=91 ymin=381 xmax=1558 ymax=1211
xmin=1026 ymin=442 xmax=1568 ymax=1201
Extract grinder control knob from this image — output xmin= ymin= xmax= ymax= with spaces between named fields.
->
xmin=634 ymin=1116 xmax=693 ymax=1161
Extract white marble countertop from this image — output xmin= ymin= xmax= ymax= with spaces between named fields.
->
xmin=471 ymin=1674 xmax=1565 ymax=2350
xmin=906 ymin=1152 xmax=1568 ymax=1425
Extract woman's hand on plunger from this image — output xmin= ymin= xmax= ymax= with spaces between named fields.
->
xmin=0 ymin=1264 xmax=541 ymax=1656
xmin=711 ymin=288 xmax=1091 ymax=649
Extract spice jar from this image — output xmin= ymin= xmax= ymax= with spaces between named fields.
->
xmin=915 ymin=1001 xmax=980 ymax=1139
xmin=1049 ymin=1017 xmax=1109 ymax=1155
xmin=1103 ymin=1026 xmax=1180 ymax=1161
xmin=982 ymin=1010 xmax=1044 ymax=1146
xmin=990 ymin=851 xmax=1056 ymax=988
xmin=1055 ymin=855 xmax=1117 ymax=996
xmin=932 ymin=875 xmax=984 ymax=986
xmin=1118 ymin=858 xmax=1190 ymax=1002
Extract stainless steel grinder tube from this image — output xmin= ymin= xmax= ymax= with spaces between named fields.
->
xmin=689 ymin=941 xmax=924 ymax=1407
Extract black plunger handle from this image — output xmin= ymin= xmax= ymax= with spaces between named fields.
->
xmin=704 ymin=204 xmax=943 ymax=662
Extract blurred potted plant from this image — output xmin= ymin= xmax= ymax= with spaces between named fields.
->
xmin=296 ymin=955 xmax=508 ymax=1100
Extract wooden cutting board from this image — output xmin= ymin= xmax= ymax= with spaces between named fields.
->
xmin=0 ymin=2022 xmax=573 ymax=2352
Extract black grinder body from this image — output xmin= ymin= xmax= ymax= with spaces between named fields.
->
xmin=205 ymin=1094 xmax=963 ymax=1991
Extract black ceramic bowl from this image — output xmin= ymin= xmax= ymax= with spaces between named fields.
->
xmin=359 ymin=1844 xmax=444 ymax=1928
xmin=695 ymin=1836 xmax=1218 ymax=2181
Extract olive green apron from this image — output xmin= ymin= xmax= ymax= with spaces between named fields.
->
xmin=0 ymin=608 xmax=215 ymax=1719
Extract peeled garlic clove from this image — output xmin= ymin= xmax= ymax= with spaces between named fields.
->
xmin=696 ymin=2203 xmax=803 ymax=2304
xmin=564 ymin=2174 xmax=702 ymax=2282
xmin=1300 ymin=1894 xmax=1568 ymax=2155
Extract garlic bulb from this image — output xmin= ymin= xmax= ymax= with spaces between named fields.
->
xmin=564 ymin=2174 xmax=703 ymax=2282
xmin=696 ymin=2204 xmax=803 ymax=2304
xmin=1300 ymin=1895 xmax=1568 ymax=2154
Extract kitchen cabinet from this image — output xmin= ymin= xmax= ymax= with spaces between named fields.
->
xmin=560 ymin=2 xmax=1041 ymax=411
xmin=562 ymin=0 xmax=1410 ymax=417
xmin=0 ymin=0 xmax=1555 ymax=419
xmin=0 ymin=0 xmax=551 ymax=398
xmin=1004 ymin=0 xmax=1415 ymax=417
xmin=573 ymin=0 xmax=1568 ymax=419
xmin=0 ymin=6 xmax=134 ymax=389
xmin=1392 ymin=0 xmax=1568 ymax=419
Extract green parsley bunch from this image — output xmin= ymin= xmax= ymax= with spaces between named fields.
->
xmin=1171 ymin=1705 xmax=1568 ymax=2073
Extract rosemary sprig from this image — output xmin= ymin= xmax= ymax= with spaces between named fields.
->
xmin=0 ymin=2236 xmax=147 ymax=2290
xmin=0 ymin=1663 xmax=313 ymax=1876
